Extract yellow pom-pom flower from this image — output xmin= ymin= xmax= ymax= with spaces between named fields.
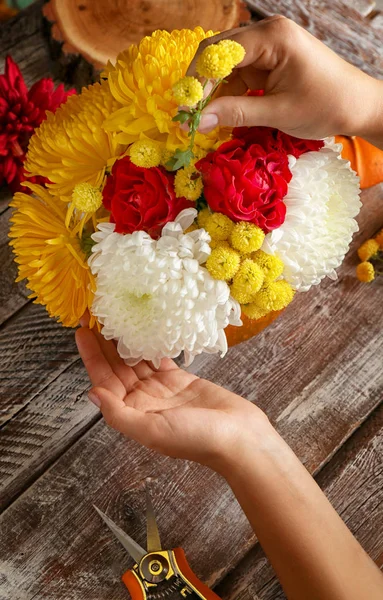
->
xmin=230 ymin=221 xmax=265 ymax=254
xmin=184 ymin=224 xmax=198 ymax=234
xmin=375 ymin=229 xmax=383 ymax=249
xmin=254 ymin=280 xmax=295 ymax=312
xmin=209 ymin=239 xmax=230 ymax=250
xmin=173 ymin=76 xmax=204 ymax=107
xmin=130 ymin=139 xmax=162 ymax=168
xmin=206 ymin=247 xmax=241 ymax=281
xmin=356 ymin=261 xmax=375 ymax=283
xmin=357 ymin=238 xmax=380 ymax=262
xmin=196 ymin=39 xmax=245 ymax=79
xmin=242 ymin=304 xmax=269 ymax=321
xmin=230 ymin=259 xmax=264 ymax=304
xmin=204 ymin=212 xmax=234 ymax=240
xmin=174 ymin=167 xmax=203 ymax=201
xmin=197 ymin=207 xmax=211 ymax=228
xmin=72 ymin=183 xmax=103 ymax=213
xmin=9 ymin=183 xmax=96 ymax=328
xmin=252 ymin=250 xmax=284 ymax=281
xmin=218 ymin=39 xmax=246 ymax=66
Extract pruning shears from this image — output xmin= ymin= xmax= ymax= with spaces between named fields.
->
xmin=94 ymin=490 xmax=222 ymax=599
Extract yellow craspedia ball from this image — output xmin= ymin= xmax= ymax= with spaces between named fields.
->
xmin=231 ymin=222 xmax=265 ymax=254
xmin=174 ymin=167 xmax=203 ymax=201
xmin=254 ymin=280 xmax=295 ymax=312
xmin=204 ymin=212 xmax=234 ymax=241
xmin=375 ymin=229 xmax=383 ymax=249
xmin=357 ymin=239 xmax=379 ymax=262
xmin=71 ymin=182 xmax=103 ymax=213
xmin=184 ymin=224 xmax=198 ymax=234
xmin=197 ymin=207 xmax=211 ymax=228
xmin=206 ymin=247 xmax=241 ymax=281
xmin=173 ymin=76 xmax=204 ymax=107
xmin=196 ymin=39 xmax=244 ymax=79
xmin=218 ymin=39 xmax=246 ymax=66
xmin=230 ymin=259 xmax=264 ymax=304
xmin=356 ymin=261 xmax=375 ymax=283
xmin=252 ymin=250 xmax=284 ymax=281
xmin=242 ymin=304 xmax=269 ymax=321
xmin=130 ymin=139 xmax=162 ymax=168
xmin=209 ymin=239 xmax=230 ymax=250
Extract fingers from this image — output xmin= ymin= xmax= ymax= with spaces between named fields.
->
xmin=75 ymin=327 xmax=127 ymax=398
xmin=187 ymin=16 xmax=290 ymax=77
xmin=90 ymin=386 xmax=162 ymax=446
xmin=198 ymin=93 xmax=283 ymax=132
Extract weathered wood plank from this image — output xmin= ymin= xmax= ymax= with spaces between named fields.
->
xmin=0 ymin=209 xmax=30 ymax=328
xmin=246 ymin=0 xmax=383 ymax=78
xmin=0 ymin=359 xmax=99 ymax=511
xmin=0 ymin=302 xmax=79 ymax=426
xmin=349 ymin=0 xmax=376 ymax=17
xmin=0 ymin=185 xmax=382 ymax=599
xmin=216 ymin=404 xmax=383 ymax=599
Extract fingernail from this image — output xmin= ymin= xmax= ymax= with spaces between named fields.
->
xmin=198 ymin=112 xmax=219 ymax=133
xmin=88 ymin=391 xmax=101 ymax=408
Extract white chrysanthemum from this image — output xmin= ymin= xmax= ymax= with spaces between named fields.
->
xmin=89 ymin=209 xmax=241 ymax=367
xmin=262 ymin=139 xmax=361 ymax=291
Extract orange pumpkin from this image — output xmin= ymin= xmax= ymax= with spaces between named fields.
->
xmin=335 ymin=135 xmax=383 ymax=190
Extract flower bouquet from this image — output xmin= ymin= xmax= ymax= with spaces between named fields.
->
xmin=9 ymin=28 xmax=361 ymax=367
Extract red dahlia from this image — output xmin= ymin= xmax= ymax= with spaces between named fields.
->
xmin=0 ymin=55 xmax=75 ymax=193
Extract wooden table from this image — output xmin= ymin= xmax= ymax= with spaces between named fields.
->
xmin=0 ymin=2 xmax=382 ymax=599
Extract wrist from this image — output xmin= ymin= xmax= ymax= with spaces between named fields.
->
xmin=340 ymin=76 xmax=383 ymax=145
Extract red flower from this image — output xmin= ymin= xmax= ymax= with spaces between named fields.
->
xmin=103 ymin=157 xmax=194 ymax=237
xmin=0 ymin=55 xmax=75 ymax=193
xmin=196 ymin=137 xmax=292 ymax=232
xmin=233 ymin=126 xmax=324 ymax=159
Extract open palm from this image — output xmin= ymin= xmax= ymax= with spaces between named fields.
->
xmin=75 ymin=325 xmax=266 ymax=468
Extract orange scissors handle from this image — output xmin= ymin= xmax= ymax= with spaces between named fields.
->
xmin=173 ymin=547 xmax=223 ymax=600
xmin=122 ymin=569 xmax=146 ymax=600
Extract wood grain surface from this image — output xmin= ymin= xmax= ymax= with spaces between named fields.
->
xmin=247 ymin=0 xmax=383 ymax=78
xmin=216 ymin=404 xmax=383 ymax=599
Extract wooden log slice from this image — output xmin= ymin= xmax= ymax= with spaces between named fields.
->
xmin=43 ymin=0 xmax=251 ymax=69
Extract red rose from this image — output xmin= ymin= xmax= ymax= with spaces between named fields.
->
xmin=103 ymin=157 xmax=193 ymax=237
xmin=196 ymin=138 xmax=292 ymax=232
xmin=233 ymin=126 xmax=324 ymax=159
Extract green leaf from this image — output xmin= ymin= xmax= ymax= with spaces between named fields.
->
xmin=166 ymin=148 xmax=194 ymax=171
xmin=172 ymin=111 xmax=192 ymax=124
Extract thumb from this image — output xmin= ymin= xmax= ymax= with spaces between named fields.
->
xmin=198 ymin=94 xmax=283 ymax=132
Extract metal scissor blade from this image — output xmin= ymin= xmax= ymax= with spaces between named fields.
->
xmin=94 ymin=505 xmax=147 ymax=565
xmin=146 ymin=488 xmax=162 ymax=553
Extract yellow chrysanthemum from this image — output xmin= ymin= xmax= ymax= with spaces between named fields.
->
xmin=375 ymin=229 xmax=383 ymax=249
xmin=357 ymin=239 xmax=380 ymax=262
xmin=130 ymin=139 xmax=162 ymax=168
xmin=197 ymin=207 xmax=211 ymax=228
xmin=174 ymin=167 xmax=203 ymax=201
xmin=242 ymin=304 xmax=269 ymax=321
xmin=103 ymin=28 xmax=230 ymax=153
xmin=206 ymin=247 xmax=240 ymax=281
xmin=356 ymin=261 xmax=375 ymax=283
xmin=196 ymin=39 xmax=245 ymax=79
xmin=230 ymin=259 xmax=264 ymax=304
xmin=184 ymin=224 xmax=199 ymax=234
xmin=173 ymin=76 xmax=204 ymax=107
xmin=252 ymin=250 xmax=284 ymax=281
xmin=204 ymin=212 xmax=234 ymax=241
xmin=9 ymin=184 xmax=96 ymax=328
xmin=253 ymin=280 xmax=295 ymax=312
xmin=231 ymin=222 xmax=265 ymax=254
xmin=25 ymin=80 xmax=124 ymax=199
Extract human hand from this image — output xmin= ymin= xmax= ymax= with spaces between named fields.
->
xmin=75 ymin=325 xmax=271 ymax=473
xmin=189 ymin=16 xmax=383 ymax=145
